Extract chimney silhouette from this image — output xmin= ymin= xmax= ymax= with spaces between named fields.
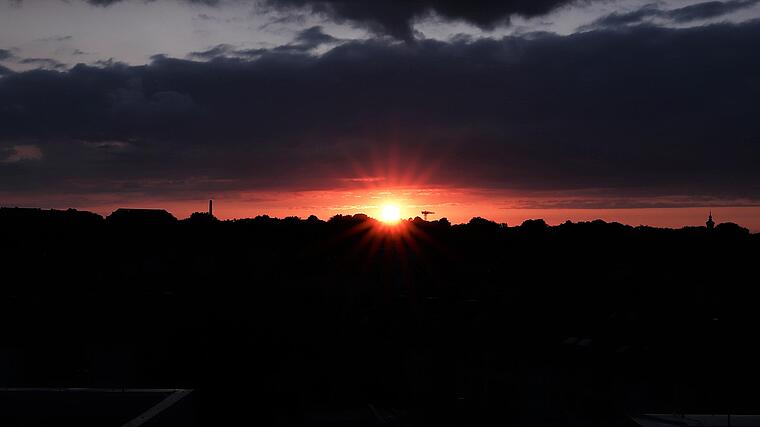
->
xmin=209 ymin=200 xmax=213 ymax=217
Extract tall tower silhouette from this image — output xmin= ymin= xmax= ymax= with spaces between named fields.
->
xmin=209 ymin=200 xmax=213 ymax=217
xmin=706 ymin=211 xmax=714 ymax=230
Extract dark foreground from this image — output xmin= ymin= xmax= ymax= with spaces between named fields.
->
xmin=1 ymin=207 xmax=758 ymax=426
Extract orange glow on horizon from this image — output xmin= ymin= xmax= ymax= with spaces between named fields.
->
xmin=4 ymin=186 xmax=760 ymax=232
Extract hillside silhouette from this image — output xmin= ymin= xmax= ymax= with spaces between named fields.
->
xmin=0 ymin=207 xmax=758 ymax=426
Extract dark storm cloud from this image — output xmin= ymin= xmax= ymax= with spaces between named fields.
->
xmin=188 ymin=44 xmax=239 ymax=60
xmin=669 ymin=0 xmax=760 ymax=22
xmin=292 ymin=25 xmax=338 ymax=48
xmin=18 ymin=58 xmax=66 ymax=69
xmin=587 ymin=0 xmax=760 ymax=28
xmin=189 ymin=26 xmax=337 ymax=59
xmin=63 ymin=0 xmax=582 ymax=39
xmin=188 ymin=44 xmax=269 ymax=59
xmin=0 ymin=49 xmax=14 ymax=61
xmin=585 ymin=4 xmax=663 ymax=27
xmin=261 ymin=0 xmax=582 ymax=40
xmin=1 ymin=21 xmax=759 ymax=201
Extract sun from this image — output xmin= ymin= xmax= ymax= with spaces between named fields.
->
xmin=380 ymin=204 xmax=401 ymax=223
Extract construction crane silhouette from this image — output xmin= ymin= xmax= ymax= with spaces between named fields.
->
xmin=421 ymin=211 xmax=435 ymax=221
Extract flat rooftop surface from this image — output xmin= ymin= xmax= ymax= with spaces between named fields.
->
xmin=0 ymin=388 xmax=190 ymax=427
xmin=634 ymin=414 xmax=760 ymax=427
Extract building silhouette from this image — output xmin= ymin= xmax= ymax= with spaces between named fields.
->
xmin=106 ymin=208 xmax=177 ymax=225
xmin=706 ymin=211 xmax=715 ymax=230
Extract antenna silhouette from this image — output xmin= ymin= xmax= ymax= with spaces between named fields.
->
xmin=421 ymin=210 xmax=435 ymax=220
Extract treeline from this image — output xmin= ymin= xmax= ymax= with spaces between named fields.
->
xmin=0 ymin=207 xmax=758 ymax=426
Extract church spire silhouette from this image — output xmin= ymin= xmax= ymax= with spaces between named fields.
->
xmin=706 ymin=211 xmax=714 ymax=230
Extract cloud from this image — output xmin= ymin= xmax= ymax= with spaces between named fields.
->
xmin=19 ymin=57 xmax=66 ymax=70
xmin=189 ymin=26 xmax=338 ymax=60
xmin=0 ymin=21 xmax=759 ymax=204
xmin=260 ymin=0 xmax=584 ymax=40
xmin=291 ymin=25 xmax=339 ymax=49
xmin=583 ymin=3 xmax=663 ymax=28
xmin=586 ymin=0 xmax=760 ymax=29
xmin=669 ymin=0 xmax=760 ymax=22
xmin=84 ymin=0 xmax=220 ymax=5
xmin=35 ymin=35 xmax=73 ymax=42
xmin=63 ymin=0 xmax=580 ymax=39
xmin=1 ymin=144 xmax=42 ymax=163
xmin=81 ymin=140 xmax=135 ymax=152
xmin=188 ymin=44 xmax=267 ymax=60
xmin=0 ymin=49 xmax=14 ymax=61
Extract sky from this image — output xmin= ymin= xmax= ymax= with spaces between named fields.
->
xmin=1 ymin=0 xmax=760 ymax=229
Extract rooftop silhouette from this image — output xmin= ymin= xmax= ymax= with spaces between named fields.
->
xmin=0 ymin=206 xmax=757 ymax=426
xmin=106 ymin=208 xmax=177 ymax=225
